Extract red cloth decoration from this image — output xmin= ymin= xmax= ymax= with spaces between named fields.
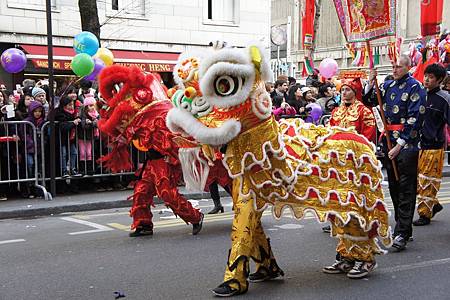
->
xmin=421 ymin=0 xmax=444 ymax=37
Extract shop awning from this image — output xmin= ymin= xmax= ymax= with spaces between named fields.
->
xmin=20 ymin=44 xmax=179 ymax=72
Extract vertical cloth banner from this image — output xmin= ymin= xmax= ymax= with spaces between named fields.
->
xmin=332 ymin=0 xmax=396 ymax=42
xmin=421 ymin=0 xmax=444 ymax=37
xmin=301 ymin=0 xmax=316 ymax=76
xmin=301 ymin=0 xmax=315 ymax=49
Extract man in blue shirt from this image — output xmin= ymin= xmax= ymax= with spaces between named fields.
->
xmin=414 ymin=63 xmax=450 ymax=226
xmin=364 ymin=55 xmax=427 ymax=251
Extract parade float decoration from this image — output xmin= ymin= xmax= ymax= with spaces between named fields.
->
xmin=166 ymin=44 xmax=392 ymax=295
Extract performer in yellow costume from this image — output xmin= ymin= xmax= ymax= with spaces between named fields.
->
xmin=413 ymin=63 xmax=450 ymax=226
xmin=166 ymin=44 xmax=391 ymax=297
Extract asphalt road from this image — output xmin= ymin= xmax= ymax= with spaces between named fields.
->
xmin=2 ymin=180 xmax=450 ymax=300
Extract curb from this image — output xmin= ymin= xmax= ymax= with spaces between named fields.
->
xmin=0 ymin=191 xmax=229 ymax=220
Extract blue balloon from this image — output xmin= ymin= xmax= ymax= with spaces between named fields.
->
xmin=73 ymin=31 xmax=99 ymax=56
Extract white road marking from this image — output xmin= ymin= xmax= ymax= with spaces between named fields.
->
xmin=274 ymin=224 xmax=304 ymax=229
xmin=60 ymin=217 xmax=114 ymax=235
xmin=378 ymin=257 xmax=450 ymax=273
xmin=0 ymin=239 xmax=26 ymax=245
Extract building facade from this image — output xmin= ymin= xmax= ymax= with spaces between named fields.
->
xmin=0 ymin=0 xmax=270 ymax=88
xmin=271 ymin=0 xmax=450 ymax=78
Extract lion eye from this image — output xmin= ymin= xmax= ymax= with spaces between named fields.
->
xmin=214 ymin=75 xmax=243 ymax=96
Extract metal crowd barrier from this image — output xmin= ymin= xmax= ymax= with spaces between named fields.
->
xmin=0 ymin=121 xmax=51 ymax=200
xmin=39 ymin=120 xmax=145 ymax=187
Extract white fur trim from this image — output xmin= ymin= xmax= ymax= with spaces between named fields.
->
xmin=178 ymin=147 xmax=210 ymax=191
xmin=166 ymin=107 xmax=241 ymax=146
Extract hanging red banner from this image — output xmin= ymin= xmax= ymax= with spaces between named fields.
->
xmin=421 ymin=0 xmax=444 ymax=37
xmin=301 ymin=0 xmax=315 ymax=49
xmin=332 ymin=0 xmax=396 ymax=42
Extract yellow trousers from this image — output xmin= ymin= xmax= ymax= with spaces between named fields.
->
xmin=223 ymin=177 xmax=280 ymax=293
xmin=417 ymin=149 xmax=444 ymax=219
xmin=331 ymin=216 xmax=380 ymax=262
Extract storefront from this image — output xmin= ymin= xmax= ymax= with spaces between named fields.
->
xmin=16 ymin=44 xmax=179 ymax=90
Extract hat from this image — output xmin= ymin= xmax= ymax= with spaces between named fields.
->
xmin=28 ymin=100 xmax=43 ymax=114
xmin=59 ymin=96 xmax=73 ymax=108
xmin=31 ymin=87 xmax=46 ymax=98
xmin=83 ymin=94 xmax=96 ymax=106
xmin=340 ymin=78 xmax=363 ymax=101
xmin=301 ymin=86 xmax=311 ymax=97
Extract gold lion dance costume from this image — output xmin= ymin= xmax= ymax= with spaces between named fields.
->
xmin=97 ymin=65 xmax=230 ymax=236
xmin=166 ymin=45 xmax=391 ymax=297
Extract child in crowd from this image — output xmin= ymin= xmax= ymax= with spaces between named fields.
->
xmin=55 ymin=97 xmax=82 ymax=178
xmin=21 ymin=101 xmax=45 ymax=198
xmin=78 ymin=94 xmax=99 ymax=175
xmin=32 ymin=87 xmax=50 ymax=118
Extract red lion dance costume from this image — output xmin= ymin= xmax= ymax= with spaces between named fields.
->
xmin=97 ymin=65 xmax=229 ymax=236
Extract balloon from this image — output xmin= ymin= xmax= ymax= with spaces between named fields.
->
xmin=1 ymin=48 xmax=27 ymax=73
xmin=84 ymin=58 xmax=105 ymax=81
xmin=71 ymin=53 xmax=95 ymax=77
xmin=319 ymin=58 xmax=339 ymax=79
xmin=305 ymin=103 xmax=323 ymax=125
xmin=95 ymin=48 xmax=114 ymax=66
xmin=73 ymin=31 xmax=99 ymax=56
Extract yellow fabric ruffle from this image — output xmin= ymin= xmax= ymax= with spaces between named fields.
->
xmin=223 ymin=117 xmax=391 ymax=247
xmin=417 ymin=149 xmax=444 ymax=218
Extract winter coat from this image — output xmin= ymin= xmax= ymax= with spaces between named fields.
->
xmin=21 ymin=101 xmax=45 ymax=154
xmin=54 ymin=107 xmax=78 ymax=143
xmin=78 ymin=108 xmax=99 ymax=141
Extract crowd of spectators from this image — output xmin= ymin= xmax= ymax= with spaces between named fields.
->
xmin=0 ymin=79 xmax=132 ymax=201
xmin=268 ymin=74 xmax=340 ymax=123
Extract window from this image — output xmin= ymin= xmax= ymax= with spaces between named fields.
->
xmin=109 ymin=0 xmax=145 ymax=17
xmin=8 ymin=0 xmax=56 ymax=10
xmin=204 ymin=0 xmax=239 ymax=26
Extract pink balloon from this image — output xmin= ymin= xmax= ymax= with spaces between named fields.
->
xmin=319 ymin=58 xmax=339 ymax=79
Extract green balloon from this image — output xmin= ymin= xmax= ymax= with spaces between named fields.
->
xmin=71 ymin=53 xmax=95 ymax=77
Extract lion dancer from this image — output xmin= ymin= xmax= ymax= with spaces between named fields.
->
xmin=320 ymin=77 xmax=380 ymax=277
xmin=167 ymin=45 xmax=391 ymax=297
xmin=413 ymin=63 xmax=450 ymax=226
xmin=97 ymin=65 xmax=204 ymax=236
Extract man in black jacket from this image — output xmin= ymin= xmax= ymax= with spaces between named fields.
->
xmin=413 ymin=63 xmax=450 ymax=226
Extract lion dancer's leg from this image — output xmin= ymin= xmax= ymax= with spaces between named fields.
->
xmin=150 ymin=158 xmax=204 ymax=235
xmin=129 ymin=161 xmax=156 ymax=237
xmin=414 ymin=149 xmax=444 ymax=226
xmin=212 ymin=178 xmax=283 ymax=297
xmin=324 ymin=216 xmax=380 ymax=278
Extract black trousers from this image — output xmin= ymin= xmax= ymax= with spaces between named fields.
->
xmin=384 ymin=151 xmax=419 ymax=239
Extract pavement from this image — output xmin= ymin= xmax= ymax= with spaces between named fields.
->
xmin=0 ymin=186 xmax=229 ymax=220
xmin=1 ymin=164 xmax=450 ymax=220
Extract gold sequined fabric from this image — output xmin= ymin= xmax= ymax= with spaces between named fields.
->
xmin=223 ymin=117 xmax=392 ymax=250
xmin=417 ymin=149 xmax=444 ymax=218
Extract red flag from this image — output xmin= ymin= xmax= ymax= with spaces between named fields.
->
xmin=301 ymin=0 xmax=315 ymax=49
xmin=421 ymin=0 xmax=444 ymax=37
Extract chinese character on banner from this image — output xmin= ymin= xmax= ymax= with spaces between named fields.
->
xmin=332 ymin=0 xmax=396 ymax=42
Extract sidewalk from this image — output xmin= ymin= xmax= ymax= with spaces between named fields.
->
xmin=2 ymin=165 xmax=450 ymax=220
xmin=0 ymin=186 xmax=228 ymax=220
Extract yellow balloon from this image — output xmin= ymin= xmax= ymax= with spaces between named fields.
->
xmin=95 ymin=47 xmax=114 ymax=66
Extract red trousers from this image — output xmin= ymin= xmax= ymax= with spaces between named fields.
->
xmin=130 ymin=158 xmax=202 ymax=229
